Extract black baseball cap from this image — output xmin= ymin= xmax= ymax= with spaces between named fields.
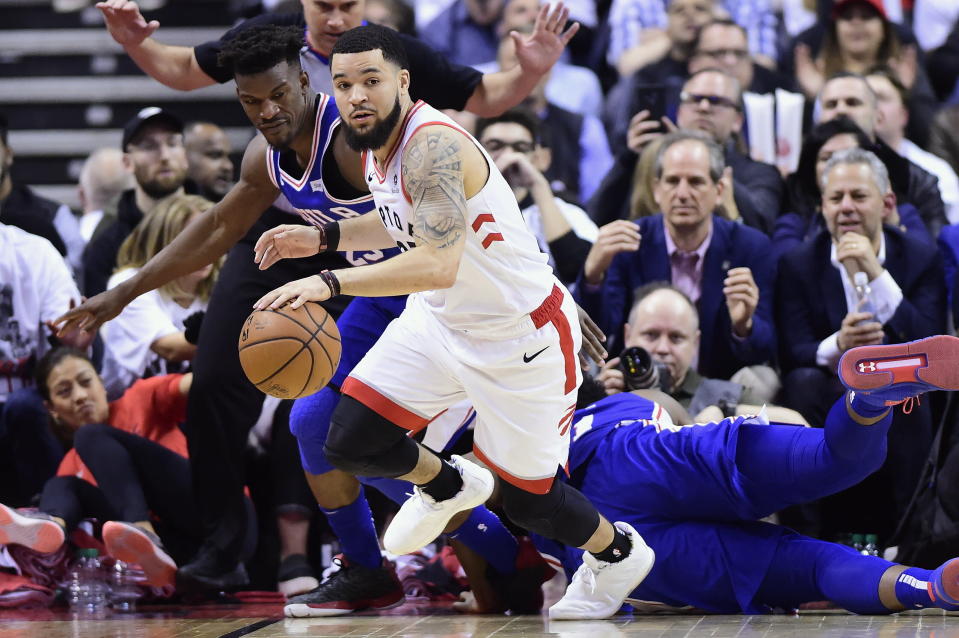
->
xmin=121 ymin=106 xmax=183 ymax=150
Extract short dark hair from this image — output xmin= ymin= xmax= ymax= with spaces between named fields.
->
xmin=217 ymin=25 xmax=304 ymax=76
xmin=34 ymin=347 xmax=91 ymax=402
xmin=786 ymin=116 xmax=873 ymax=218
xmin=867 ymin=65 xmax=910 ymax=104
xmin=475 ymin=107 xmax=542 ymax=146
xmin=684 ymin=66 xmax=744 ymax=107
xmin=0 ymin=112 xmax=8 ymax=147
xmin=822 ymin=71 xmax=877 ymax=110
xmin=691 ymin=18 xmax=748 ymax=54
xmin=331 ymin=24 xmax=409 ymax=70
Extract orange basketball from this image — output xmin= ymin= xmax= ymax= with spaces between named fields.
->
xmin=238 ymin=302 xmax=341 ymax=399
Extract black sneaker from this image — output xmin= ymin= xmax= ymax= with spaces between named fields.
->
xmin=488 ymin=535 xmax=557 ymax=614
xmin=284 ymin=556 xmax=405 ymax=617
xmin=278 ymin=553 xmax=319 ymax=598
xmin=176 ymin=544 xmax=249 ymax=591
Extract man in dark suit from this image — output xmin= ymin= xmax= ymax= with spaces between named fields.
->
xmin=576 ymin=130 xmax=776 ymax=381
xmin=590 ymin=68 xmax=783 ymax=235
xmin=776 ymin=147 xmax=946 ymax=540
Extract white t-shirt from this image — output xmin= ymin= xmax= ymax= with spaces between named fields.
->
xmin=0 ymin=224 xmax=80 ymax=402
xmin=100 ymin=268 xmax=206 ymax=400
xmin=521 ymin=197 xmax=598 ymax=271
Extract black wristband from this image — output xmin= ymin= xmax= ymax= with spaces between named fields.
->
xmin=318 ymin=269 xmax=341 ymax=297
xmin=321 ymin=222 xmax=340 ymax=252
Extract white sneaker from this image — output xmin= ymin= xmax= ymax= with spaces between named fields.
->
xmin=549 ymin=522 xmax=655 ymax=620
xmin=383 ymin=455 xmax=494 ymax=555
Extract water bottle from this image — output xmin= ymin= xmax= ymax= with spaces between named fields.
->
xmin=71 ymin=548 xmax=109 ymax=613
xmin=850 ymin=533 xmax=865 ymax=554
xmin=863 ymin=534 xmax=880 ymax=557
xmin=853 ymin=272 xmax=878 ymax=325
xmin=108 ymin=559 xmax=143 ymax=612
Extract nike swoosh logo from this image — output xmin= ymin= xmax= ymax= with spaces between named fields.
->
xmin=523 ymin=346 xmax=549 ymax=363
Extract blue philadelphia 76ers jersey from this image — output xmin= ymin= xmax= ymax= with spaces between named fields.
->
xmin=265 ymin=93 xmax=400 ymax=266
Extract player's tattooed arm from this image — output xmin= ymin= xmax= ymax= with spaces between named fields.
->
xmin=403 ymin=127 xmax=468 ymax=250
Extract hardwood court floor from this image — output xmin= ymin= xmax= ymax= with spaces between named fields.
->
xmin=2 ymin=601 xmax=959 ymax=638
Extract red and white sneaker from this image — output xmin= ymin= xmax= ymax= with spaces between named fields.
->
xmin=839 ymin=335 xmax=959 ymax=407
xmin=103 ymin=521 xmax=177 ymax=588
xmin=0 ymin=503 xmax=64 ymax=553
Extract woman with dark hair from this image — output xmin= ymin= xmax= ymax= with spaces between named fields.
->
xmin=792 ymin=0 xmax=937 ymax=146
xmin=773 ymin=117 xmax=929 ymax=259
xmin=0 ymin=347 xmax=202 ymax=588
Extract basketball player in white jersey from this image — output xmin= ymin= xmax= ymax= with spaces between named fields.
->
xmin=253 ymin=25 xmax=654 ymax=620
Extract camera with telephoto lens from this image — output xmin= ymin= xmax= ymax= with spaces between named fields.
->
xmin=619 ymin=346 xmax=673 ymax=392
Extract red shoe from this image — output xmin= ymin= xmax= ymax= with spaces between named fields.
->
xmin=838 ymin=335 xmax=959 ymax=406
xmin=931 ymin=557 xmax=959 ymax=611
xmin=102 ymin=521 xmax=177 ymax=588
xmin=0 ymin=503 xmax=64 ymax=553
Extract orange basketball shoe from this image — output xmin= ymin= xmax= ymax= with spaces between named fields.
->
xmin=0 ymin=503 xmax=64 ymax=553
xmin=839 ymin=335 xmax=959 ymax=406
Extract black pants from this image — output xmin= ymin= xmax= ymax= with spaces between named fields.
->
xmin=186 ymin=210 xmax=351 ymax=558
xmin=73 ymin=423 xmax=197 ymax=527
xmin=41 ymin=422 xmax=202 ymax=563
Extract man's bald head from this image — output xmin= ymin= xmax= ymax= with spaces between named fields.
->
xmin=625 ymin=284 xmax=701 ymax=390
xmin=79 ymin=147 xmax=133 ymax=213
xmin=184 ymin=122 xmax=234 ymax=201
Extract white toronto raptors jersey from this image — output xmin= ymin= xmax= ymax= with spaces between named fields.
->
xmin=362 ymin=101 xmax=556 ymax=335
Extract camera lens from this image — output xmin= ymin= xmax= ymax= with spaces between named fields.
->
xmin=619 ymin=346 xmax=659 ymax=390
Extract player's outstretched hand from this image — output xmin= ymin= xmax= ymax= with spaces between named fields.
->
xmin=575 ymin=303 xmax=606 ymax=366
xmin=511 ymin=2 xmax=580 ymax=77
xmin=96 ymin=1 xmax=160 ymax=47
xmin=254 ymin=275 xmax=331 ymax=311
xmin=253 ymin=224 xmax=323 ymax=270
xmin=53 ymin=291 xmax=128 ymax=337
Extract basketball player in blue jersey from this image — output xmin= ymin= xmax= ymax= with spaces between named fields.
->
xmin=57 ymin=25 xmax=584 ymax=613
xmin=524 ymin=335 xmax=959 ymax=615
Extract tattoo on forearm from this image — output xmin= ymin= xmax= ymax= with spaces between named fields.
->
xmin=403 ymin=129 xmax=467 ymax=250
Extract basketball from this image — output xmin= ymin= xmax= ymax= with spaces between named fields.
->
xmin=237 ymin=302 xmax=341 ymax=399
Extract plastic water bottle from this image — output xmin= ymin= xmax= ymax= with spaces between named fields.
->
xmin=853 ymin=272 xmax=878 ymax=325
xmin=850 ymin=533 xmax=865 ymax=554
xmin=108 ymin=559 xmax=143 ymax=612
xmin=863 ymin=534 xmax=880 ymax=557
xmin=71 ymin=548 xmax=109 ymax=613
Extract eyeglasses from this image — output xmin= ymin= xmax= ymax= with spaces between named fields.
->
xmin=482 ymin=139 xmax=535 ymax=154
xmin=128 ymin=134 xmax=184 ymax=155
xmin=696 ymin=48 xmax=749 ymax=62
xmin=679 ymin=91 xmax=741 ymax=111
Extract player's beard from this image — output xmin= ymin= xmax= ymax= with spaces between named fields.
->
xmin=344 ymin=97 xmax=402 ymax=152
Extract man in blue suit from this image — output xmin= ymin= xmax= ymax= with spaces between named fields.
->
xmin=776 ymin=147 xmax=946 ymax=540
xmin=575 ymin=130 xmax=776 ymax=381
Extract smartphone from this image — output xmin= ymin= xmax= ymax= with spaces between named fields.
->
xmin=630 ymin=83 xmax=669 ymax=131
